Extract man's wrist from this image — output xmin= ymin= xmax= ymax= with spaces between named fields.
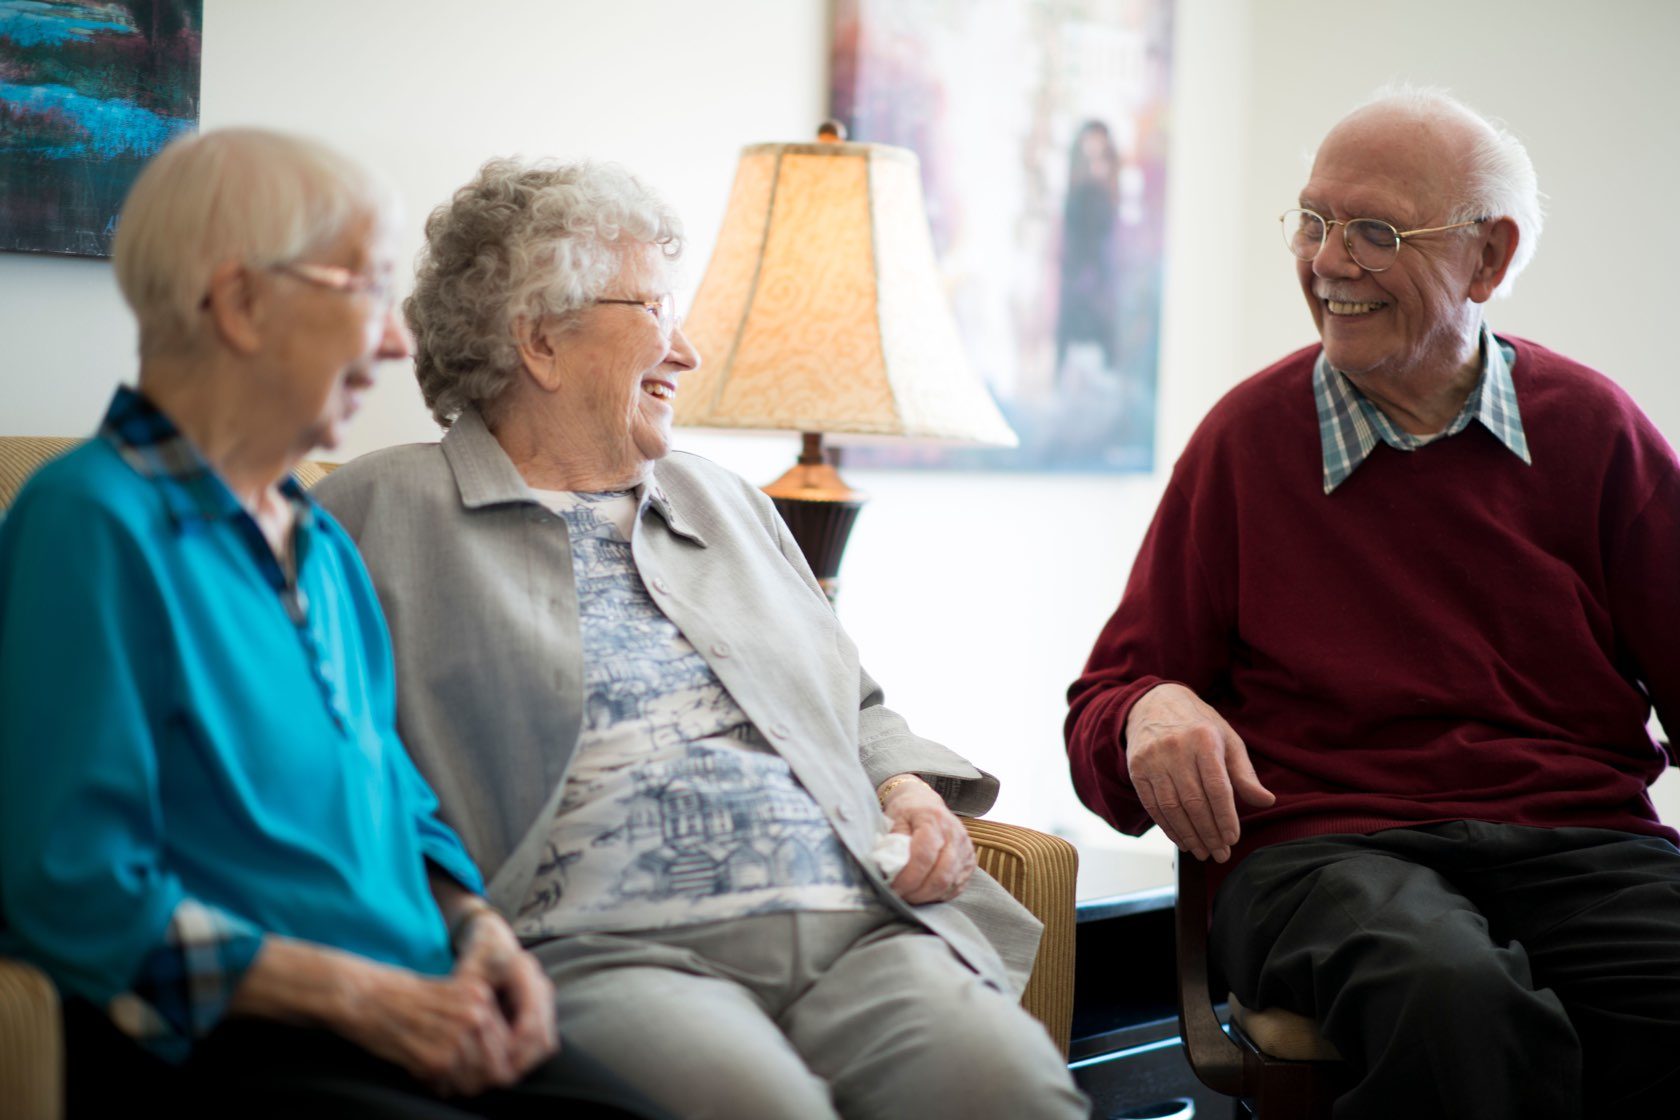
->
xmin=1124 ymin=681 xmax=1176 ymax=749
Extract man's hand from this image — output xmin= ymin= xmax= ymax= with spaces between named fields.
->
xmin=879 ymin=774 xmax=977 ymax=903
xmin=452 ymin=909 xmax=559 ymax=1078
xmin=1126 ymin=683 xmax=1275 ymax=862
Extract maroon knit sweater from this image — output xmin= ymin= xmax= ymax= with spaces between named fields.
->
xmin=1066 ymin=336 xmax=1680 ymax=871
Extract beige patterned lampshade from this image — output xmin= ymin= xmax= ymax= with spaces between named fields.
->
xmin=675 ymin=141 xmax=1018 ymax=447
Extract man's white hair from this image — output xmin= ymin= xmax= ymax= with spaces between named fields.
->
xmin=1346 ymin=84 xmax=1544 ymax=298
xmin=113 ymin=128 xmax=393 ymax=358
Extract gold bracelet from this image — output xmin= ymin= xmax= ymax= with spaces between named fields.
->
xmin=877 ymin=774 xmax=919 ymax=807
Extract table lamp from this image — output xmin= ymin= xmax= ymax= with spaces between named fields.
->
xmin=675 ymin=126 xmax=1017 ymax=601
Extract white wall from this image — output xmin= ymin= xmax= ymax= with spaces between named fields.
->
xmin=2 ymin=0 xmax=1675 ymax=856
xmin=1 ymin=0 xmax=832 ymax=444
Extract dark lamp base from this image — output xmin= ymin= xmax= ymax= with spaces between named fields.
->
xmin=763 ymin=434 xmax=868 ymax=604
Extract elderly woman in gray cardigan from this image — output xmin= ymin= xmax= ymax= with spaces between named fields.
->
xmin=313 ymin=158 xmax=1085 ymax=1120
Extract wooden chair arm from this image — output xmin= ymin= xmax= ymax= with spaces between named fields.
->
xmin=1176 ymin=853 xmax=1245 ymax=1095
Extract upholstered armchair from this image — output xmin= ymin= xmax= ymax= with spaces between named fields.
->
xmin=0 ymin=434 xmax=1078 ymax=1119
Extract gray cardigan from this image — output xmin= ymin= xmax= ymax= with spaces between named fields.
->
xmin=314 ymin=408 xmax=1041 ymax=993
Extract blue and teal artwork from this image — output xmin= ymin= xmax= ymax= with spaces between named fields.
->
xmin=0 ymin=1 xmax=201 ymax=258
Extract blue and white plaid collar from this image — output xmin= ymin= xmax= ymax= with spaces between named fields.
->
xmin=98 ymin=385 xmax=314 ymax=532
xmin=1313 ymin=328 xmax=1529 ymax=494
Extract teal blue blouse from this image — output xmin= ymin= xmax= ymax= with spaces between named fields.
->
xmin=0 ymin=388 xmax=483 ymax=1058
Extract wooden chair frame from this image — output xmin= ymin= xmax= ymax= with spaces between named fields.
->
xmin=1174 ymin=855 xmax=1348 ymax=1118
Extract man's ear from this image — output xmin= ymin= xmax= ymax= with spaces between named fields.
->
xmin=201 ymin=260 xmax=264 ymax=354
xmin=513 ymin=316 xmax=565 ymax=392
xmin=1468 ymin=217 xmax=1519 ymax=304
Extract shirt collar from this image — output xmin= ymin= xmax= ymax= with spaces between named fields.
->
xmin=641 ymin=471 xmax=707 ymax=547
xmin=441 ymin=406 xmax=707 ymax=546
xmin=439 ymin=405 xmax=539 ymax=508
xmin=99 ymin=385 xmax=314 ymax=528
xmin=1313 ymin=327 xmax=1529 ymax=494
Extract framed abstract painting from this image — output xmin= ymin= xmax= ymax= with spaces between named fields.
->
xmin=832 ymin=0 xmax=1174 ymax=472
xmin=0 ymin=0 xmax=202 ymax=258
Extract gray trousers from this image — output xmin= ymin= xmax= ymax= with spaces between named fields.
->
xmin=529 ymin=907 xmax=1088 ymax=1120
xmin=1211 ymin=822 xmax=1680 ymax=1120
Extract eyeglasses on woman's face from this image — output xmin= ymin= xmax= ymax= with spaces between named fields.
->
xmin=198 ymin=260 xmax=398 ymax=315
xmin=594 ymin=292 xmax=681 ymax=338
xmin=271 ymin=261 xmax=398 ymax=308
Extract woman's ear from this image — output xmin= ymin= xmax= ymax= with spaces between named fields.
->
xmin=201 ymin=260 xmax=264 ymax=354
xmin=514 ymin=315 xmax=565 ymax=392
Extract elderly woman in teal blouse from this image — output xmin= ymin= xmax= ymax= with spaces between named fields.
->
xmin=0 ymin=130 xmax=662 ymax=1120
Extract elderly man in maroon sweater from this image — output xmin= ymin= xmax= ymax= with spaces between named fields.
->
xmin=1067 ymin=88 xmax=1680 ymax=1120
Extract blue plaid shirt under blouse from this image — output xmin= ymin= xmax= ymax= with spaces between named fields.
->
xmin=1313 ymin=328 xmax=1529 ymax=493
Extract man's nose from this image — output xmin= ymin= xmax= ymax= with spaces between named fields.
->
xmin=1313 ymin=225 xmax=1364 ymax=279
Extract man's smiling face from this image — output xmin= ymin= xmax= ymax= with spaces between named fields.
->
xmin=1296 ymin=107 xmax=1492 ymax=390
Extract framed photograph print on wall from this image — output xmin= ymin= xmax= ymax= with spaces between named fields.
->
xmin=832 ymin=0 xmax=1174 ymax=472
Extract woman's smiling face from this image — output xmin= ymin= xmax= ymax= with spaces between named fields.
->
xmin=542 ymin=245 xmax=699 ymax=478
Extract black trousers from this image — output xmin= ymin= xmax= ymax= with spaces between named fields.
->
xmin=1210 ymin=822 xmax=1680 ymax=1120
xmin=64 ymin=998 xmax=674 ymax=1119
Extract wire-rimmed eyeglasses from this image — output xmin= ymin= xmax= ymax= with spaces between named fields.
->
xmin=272 ymin=261 xmax=398 ymax=309
xmin=199 ymin=261 xmax=397 ymax=312
xmin=1279 ymin=208 xmax=1487 ymax=273
xmin=595 ymin=293 xmax=681 ymax=337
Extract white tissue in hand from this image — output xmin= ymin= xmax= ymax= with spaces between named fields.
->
xmin=872 ymin=832 xmax=912 ymax=880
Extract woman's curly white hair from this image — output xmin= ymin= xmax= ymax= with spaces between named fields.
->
xmin=407 ymin=158 xmax=683 ymax=427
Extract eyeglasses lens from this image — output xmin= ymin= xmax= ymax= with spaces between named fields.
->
xmin=1282 ymin=210 xmax=1400 ymax=271
xmin=1345 ymin=220 xmax=1400 ymax=270
xmin=1283 ymin=210 xmax=1325 ymax=260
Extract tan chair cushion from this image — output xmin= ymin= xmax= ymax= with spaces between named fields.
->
xmin=0 ymin=435 xmax=337 ymax=509
xmin=1228 ymin=991 xmax=1343 ymax=1061
xmin=0 ymin=958 xmax=61 ymax=1120
xmin=965 ymin=818 xmax=1078 ymax=1057
xmin=293 ymin=459 xmax=338 ymax=488
xmin=0 ymin=437 xmax=81 ymax=508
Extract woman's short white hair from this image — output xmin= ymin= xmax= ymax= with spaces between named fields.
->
xmin=1357 ymin=85 xmax=1544 ymax=298
xmin=408 ymin=158 xmax=683 ymax=428
xmin=113 ymin=128 xmax=392 ymax=358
